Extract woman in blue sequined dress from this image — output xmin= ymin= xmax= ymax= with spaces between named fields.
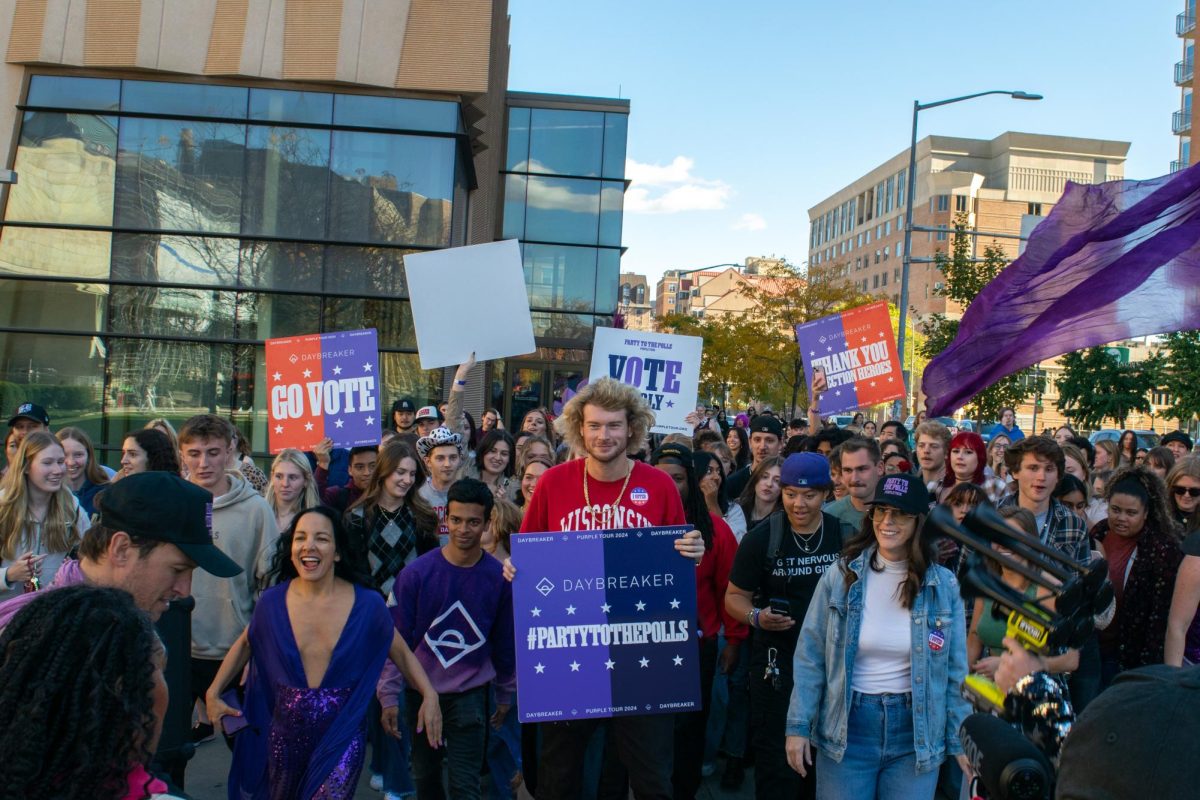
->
xmin=206 ymin=506 xmax=442 ymax=800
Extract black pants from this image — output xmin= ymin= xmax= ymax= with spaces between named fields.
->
xmin=406 ymin=685 xmax=488 ymax=800
xmin=538 ymin=713 xmax=674 ymax=800
xmin=748 ymin=637 xmax=815 ymax=800
xmin=671 ymin=636 xmax=718 ymax=799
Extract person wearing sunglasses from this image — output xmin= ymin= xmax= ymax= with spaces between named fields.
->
xmin=1166 ymin=457 xmax=1200 ymax=666
xmin=785 ymin=473 xmax=970 ymax=798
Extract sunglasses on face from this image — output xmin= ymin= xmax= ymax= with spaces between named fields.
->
xmin=1173 ymin=486 xmax=1200 ymax=498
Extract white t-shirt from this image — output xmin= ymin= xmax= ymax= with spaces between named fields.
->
xmin=851 ymin=556 xmax=913 ymax=694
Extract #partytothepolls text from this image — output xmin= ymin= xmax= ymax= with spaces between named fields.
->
xmin=266 ymin=328 xmax=381 ymax=453
xmin=588 ymin=327 xmax=703 ymax=435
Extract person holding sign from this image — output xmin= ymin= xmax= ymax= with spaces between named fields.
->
xmin=504 ymin=377 xmax=705 ymax=800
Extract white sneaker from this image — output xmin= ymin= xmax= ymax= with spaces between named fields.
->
xmin=382 ymin=793 xmax=413 ymax=800
xmin=369 ymin=774 xmax=383 ymax=791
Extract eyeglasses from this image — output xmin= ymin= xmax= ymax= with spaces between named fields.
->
xmin=1173 ymin=486 xmax=1200 ymax=499
xmin=871 ymin=507 xmax=915 ymax=524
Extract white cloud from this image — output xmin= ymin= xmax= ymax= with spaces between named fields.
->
xmin=623 ymin=156 xmax=731 ymax=214
xmin=732 ymin=212 xmax=767 ymax=231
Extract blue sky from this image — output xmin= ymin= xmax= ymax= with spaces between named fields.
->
xmin=507 ymin=0 xmax=1185 ymax=288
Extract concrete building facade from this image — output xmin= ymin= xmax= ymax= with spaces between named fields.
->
xmin=1176 ymin=0 xmax=1196 ymax=172
xmin=617 ymin=272 xmax=653 ymax=331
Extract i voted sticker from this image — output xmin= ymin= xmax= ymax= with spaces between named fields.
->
xmin=928 ymin=629 xmax=945 ymax=652
xmin=630 ymin=487 xmax=649 ymax=506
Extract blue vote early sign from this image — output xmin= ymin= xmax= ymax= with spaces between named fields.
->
xmin=511 ymin=526 xmax=701 ymax=722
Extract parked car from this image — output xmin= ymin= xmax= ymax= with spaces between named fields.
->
xmin=1089 ymin=429 xmax=1160 ymax=450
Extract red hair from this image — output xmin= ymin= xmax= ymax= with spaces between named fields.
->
xmin=947 ymin=431 xmax=987 ymax=487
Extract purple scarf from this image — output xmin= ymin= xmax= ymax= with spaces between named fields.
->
xmin=228 ymin=581 xmax=393 ymax=800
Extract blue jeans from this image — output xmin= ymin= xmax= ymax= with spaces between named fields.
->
xmin=815 ymin=692 xmax=939 ymax=800
xmin=378 ymin=693 xmax=416 ymax=796
xmin=406 ymin=686 xmax=488 ymax=800
xmin=486 ymin=687 xmax=522 ymax=800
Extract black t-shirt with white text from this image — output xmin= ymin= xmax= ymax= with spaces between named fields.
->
xmin=729 ymin=511 xmax=844 ymax=650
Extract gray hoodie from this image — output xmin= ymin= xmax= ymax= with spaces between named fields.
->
xmin=191 ymin=470 xmax=278 ymax=660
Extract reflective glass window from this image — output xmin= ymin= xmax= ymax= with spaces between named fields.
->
xmin=239 ymin=241 xmax=323 ymax=293
xmin=112 ymin=234 xmax=239 ymax=286
xmin=501 ymin=174 xmax=527 ymax=240
xmin=0 ymin=331 xmax=105 ymax=427
xmin=379 ymin=351 xmax=441 ymax=405
xmin=506 ymin=106 xmax=531 ymax=171
xmin=121 ymin=81 xmax=248 ymax=119
xmin=249 ymin=89 xmax=333 ymax=125
xmin=598 ymin=181 xmax=624 ymax=247
xmin=528 ymin=109 xmax=603 ymax=177
xmin=323 ymin=298 xmax=417 ymax=350
xmin=236 ymin=291 xmax=321 ymax=339
xmin=115 ymin=118 xmax=246 ymax=233
xmin=328 ymin=131 xmax=456 ymax=246
xmin=531 ymin=311 xmax=594 ymax=342
xmin=602 ymin=113 xmax=628 ymax=179
xmin=325 ymin=246 xmax=410 ymax=297
xmin=524 ymin=177 xmax=600 ymax=245
xmin=333 ymin=94 xmax=460 ymax=133
xmin=523 ymin=244 xmax=598 ymax=312
xmin=243 ymin=125 xmax=331 ymax=239
xmin=595 ymin=249 xmax=620 ymax=314
xmin=104 ymin=338 xmax=235 ymax=439
xmin=7 ymin=111 xmax=117 ymax=225
xmin=0 ymin=279 xmax=107 ymax=333
xmin=0 ymin=227 xmax=111 ymax=281
xmin=27 ymin=76 xmax=121 ymax=111
xmin=108 ymin=285 xmax=237 ymax=340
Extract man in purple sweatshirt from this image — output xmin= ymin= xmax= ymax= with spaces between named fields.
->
xmin=379 ymin=477 xmax=516 ymax=800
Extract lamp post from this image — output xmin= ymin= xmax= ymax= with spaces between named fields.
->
xmin=893 ymin=90 xmax=1042 ymax=420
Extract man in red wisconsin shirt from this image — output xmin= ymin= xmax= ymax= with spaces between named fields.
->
xmin=507 ymin=377 xmax=704 ymax=800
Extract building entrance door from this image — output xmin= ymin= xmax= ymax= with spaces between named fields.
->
xmin=506 ymin=362 xmax=587 ymax=431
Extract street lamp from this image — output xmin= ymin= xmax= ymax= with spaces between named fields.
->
xmin=893 ymin=90 xmax=1042 ymax=419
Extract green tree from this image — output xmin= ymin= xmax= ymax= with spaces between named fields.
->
xmin=1055 ymin=347 xmax=1165 ymax=429
xmin=657 ymin=311 xmax=779 ymax=406
xmin=737 ymin=260 xmax=872 ymax=413
xmin=1161 ymin=329 xmax=1200 ymax=430
xmin=918 ymin=214 xmax=1043 ymax=421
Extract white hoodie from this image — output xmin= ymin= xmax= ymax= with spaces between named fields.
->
xmin=190 ymin=470 xmax=278 ymax=660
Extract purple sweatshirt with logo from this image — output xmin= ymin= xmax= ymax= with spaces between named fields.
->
xmin=378 ymin=548 xmax=516 ymax=707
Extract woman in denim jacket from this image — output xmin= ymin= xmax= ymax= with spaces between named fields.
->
xmin=785 ymin=473 xmax=971 ymax=799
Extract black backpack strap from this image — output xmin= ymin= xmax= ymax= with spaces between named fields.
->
xmin=767 ymin=510 xmax=786 ymax=560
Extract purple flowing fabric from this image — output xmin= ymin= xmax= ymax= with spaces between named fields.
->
xmin=924 ymin=164 xmax=1200 ymax=416
xmin=228 ymin=581 xmax=393 ymax=800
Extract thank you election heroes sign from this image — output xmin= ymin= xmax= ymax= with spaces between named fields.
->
xmin=588 ymin=327 xmax=702 ymax=435
xmin=266 ymin=328 xmax=381 ymax=453
xmin=511 ymin=526 xmax=700 ymax=722
xmin=794 ymin=301 xmax=904 ymax=416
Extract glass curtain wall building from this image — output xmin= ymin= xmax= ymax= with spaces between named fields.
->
xmin=0 ymin=74 xmax=471 ymax=455
xmin=497 ymin=93 xmax=629 ymax=428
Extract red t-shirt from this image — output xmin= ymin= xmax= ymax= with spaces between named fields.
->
xmin=697 ymin=512 xmax=749 ymax=642
xmin=519 ymin=458 xmax=686 ymax=533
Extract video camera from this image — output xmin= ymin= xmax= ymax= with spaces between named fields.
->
xmin=924 ymin=504 xmax=1114 ymax=800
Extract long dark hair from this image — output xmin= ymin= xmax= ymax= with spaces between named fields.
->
xmin=266 ymin=506 xmax=374 ymax=588
xmin=349 ymin=440 xmax=438 ymax=541
xmin=840 ymin=511 xmax=936 ymax=609
xmin=1118 ymin=430 xmax=1138 ymax=462
xmin=1104 ymin=465 xmax=1180 ymax=542
xmin=738 ymin=455 xmax=784 ymax=522
xmin=0 ymin=586 xmax=160 ymax=800
xmin=693 ymin=450 xmax=729 ymax=515
xmin=129 ymin=428 xmax=180 ymax=474
xmin=651 ymin=447 xmax=715 ymax=551
xmin=726 ymin=426 xmax=750 ymax=470
xmin=475 ymin=429 xmax=516 ymax=478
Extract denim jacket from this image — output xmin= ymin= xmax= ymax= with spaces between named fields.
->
xmin=785 ymin=547 xmax=970 ymax=773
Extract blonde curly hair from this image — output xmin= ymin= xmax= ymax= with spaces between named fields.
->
xmin=554 ymin=378 xmax=655 ymax=457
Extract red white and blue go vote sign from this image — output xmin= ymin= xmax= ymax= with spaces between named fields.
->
xmin=266 ymin=328 xmax=381 ymax=453
xmin=511 ymin=526 xmax=700 ymax=722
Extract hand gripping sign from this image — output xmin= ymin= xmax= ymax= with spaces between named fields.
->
xmin=266 ymin=328 xmax=381 ymax=453
xmin=511 ymin=526 xmax=701 ymax=721
xmin=795 ymin=300 xmax=905 ymax=416
xmin=588 ymin=327 xmax=703 ymax=435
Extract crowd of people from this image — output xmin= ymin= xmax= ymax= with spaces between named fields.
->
xmin=0 ymin=375 xmax=1198 ymax=800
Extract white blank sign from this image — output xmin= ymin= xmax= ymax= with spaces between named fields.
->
xmin=403 ymin=239 xmax=537 ymax=369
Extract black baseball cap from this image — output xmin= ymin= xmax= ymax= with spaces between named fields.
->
xmin=1057 ymin=663 xmax=1200 ymax=799
xmin=8 ymin=402 xmax=49 ymax=427
xmin=392 ymin=397 xmax=417 ymax=414
xmin=94 ymin=473 xmax=242 ymax=578
xmin=870 ymin=473 xmax=932 ymax=516
xmin=650 ymin=442 xmax=693 ymax=466
xmin=749 ymin=415 xmax=784 ymax=439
